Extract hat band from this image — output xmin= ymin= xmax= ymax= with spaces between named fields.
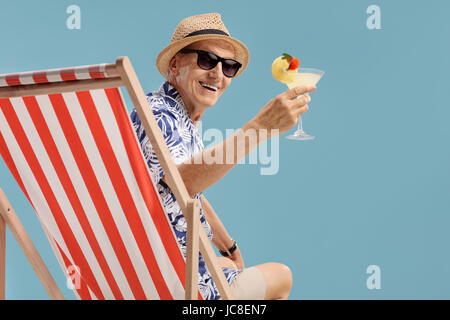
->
xmin=184 ymin=29 xmax=229 ymax=38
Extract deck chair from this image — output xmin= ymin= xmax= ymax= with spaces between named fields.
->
xmin=0 ymin=57 xmax=234 ymax=300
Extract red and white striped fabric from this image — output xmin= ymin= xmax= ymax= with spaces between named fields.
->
xmin=0 ymin=64 xmax=108 ymax=87
xmin=0 ymin=68 xmax=198 ymax=300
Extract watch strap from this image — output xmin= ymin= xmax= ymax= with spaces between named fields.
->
xmin=219 ymin=239 xmax=237 ymax=257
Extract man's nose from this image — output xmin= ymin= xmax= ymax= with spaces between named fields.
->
xmin=208 ymin=61 xmax=223 ymax=79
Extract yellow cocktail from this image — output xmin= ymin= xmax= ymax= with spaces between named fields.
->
xmin=272 ymin=54 xmax=324 ymax=140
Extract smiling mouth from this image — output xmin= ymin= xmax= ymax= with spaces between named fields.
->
xmin=199 ymin=81 xmax=219 ymax=92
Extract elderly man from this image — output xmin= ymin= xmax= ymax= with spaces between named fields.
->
xmin=130 ymin=13 xmax=315 ymax=300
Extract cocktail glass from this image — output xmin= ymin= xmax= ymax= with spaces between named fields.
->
xmin=285 ymin=68 xmax=324 ymax=141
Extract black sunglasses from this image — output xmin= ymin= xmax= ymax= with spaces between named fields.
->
xmin=178 ymin=49 xmax=242 ymax=78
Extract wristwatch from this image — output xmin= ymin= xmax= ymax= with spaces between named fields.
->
xmin=219 ymin=239 xmax=238 ymax=257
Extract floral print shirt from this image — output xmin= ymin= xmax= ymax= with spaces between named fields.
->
xmin=129 ymin=81 xmax=241 ymax=300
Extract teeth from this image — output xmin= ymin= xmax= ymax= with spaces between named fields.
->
xmin=200 ymin=82 xmax=218 ymax=91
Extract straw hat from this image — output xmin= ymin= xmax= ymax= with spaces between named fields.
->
xmin=156 ymin=13 xmax=250 ymax=79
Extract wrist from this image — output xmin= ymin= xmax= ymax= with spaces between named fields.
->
xmin=244 ymin=118 xmax=265 ymax=135
xmin=242 ymin=120 xmax=270 ymax=143
xmin=219 ymin=239 xmax=238 ymax=257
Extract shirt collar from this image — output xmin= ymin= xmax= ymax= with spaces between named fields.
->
xmin=152 ymin=81 xmax=200 ymax=134
xmin=160 ymin=81 xmax=181 ymax=101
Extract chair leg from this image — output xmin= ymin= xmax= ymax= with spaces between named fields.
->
xmin=185 ymin=199 xmax=200 ymax=300
xmin=0 ymin=188 xmax=64 ymax=300
xmin=0 ymin=213 xmax=5 ymax=300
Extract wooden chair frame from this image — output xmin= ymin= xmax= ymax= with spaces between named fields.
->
xmin=0 ymin=56 xmax=234 ymax=300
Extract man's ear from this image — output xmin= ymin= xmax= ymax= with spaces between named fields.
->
xmin=168 ymin=55 xmax=178 ymax=76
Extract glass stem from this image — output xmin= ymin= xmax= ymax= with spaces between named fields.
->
xmin=297 ymin=114 xmax=304 ymax=132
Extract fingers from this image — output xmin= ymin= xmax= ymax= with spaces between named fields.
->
xmin=284 ymin=84 xmax=316 ymax=100
xmin=292 ymin=94 xmax=310 ymax=117
xmin=292 ymin=94 xmax=310 ymax=108
xmin=293 ymin=104 xmax=309 ymax=118
xmin=274 ymin=90 xmax=311 ymax=118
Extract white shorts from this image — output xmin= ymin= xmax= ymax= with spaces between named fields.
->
xmin=230 ymin=266 xmax=266 ymax=300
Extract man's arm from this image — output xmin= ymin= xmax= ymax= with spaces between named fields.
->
xmin=164 ymin=85 xmax=314 ymax=197
xmin=200 ymin=194 xmax=244 ymax=269
xmin=160 ymin=119 xmax=261 ymax=198
xmin=174 ymin=120 xmax=263 ymax=197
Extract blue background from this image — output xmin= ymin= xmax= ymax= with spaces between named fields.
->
xmin=1 ymin=0 xmax=449 ymax=299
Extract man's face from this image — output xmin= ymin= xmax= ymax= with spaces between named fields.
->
xmin=169 ymin=39 xmax=235 ymax=111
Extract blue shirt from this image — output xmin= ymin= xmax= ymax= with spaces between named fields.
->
xmin=129 ymin=81 xmax=242 ymax=300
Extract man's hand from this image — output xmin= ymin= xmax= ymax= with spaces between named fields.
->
xmin=250 ymin=84 xmax=316 ymax=138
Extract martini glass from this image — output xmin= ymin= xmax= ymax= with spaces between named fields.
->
xmin=285 ymin=68 xmax=324 ymax=140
